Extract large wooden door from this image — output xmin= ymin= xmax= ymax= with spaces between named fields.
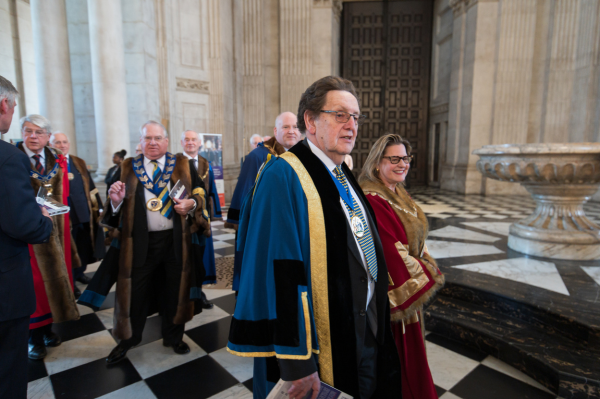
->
xmin=342 ymin=1 xmax=433 ymax=185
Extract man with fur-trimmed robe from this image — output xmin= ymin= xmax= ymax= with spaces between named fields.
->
xmin=17 ymin=115 xmax=80 ymax=360
xmin=227 ymin=78 xmax=401 ymax=399
xmin=99 ymin=121 xmax=210 ymax=365
xmin=51 ymin=133 xmax=105 ymax=296
xmin=225 ymin=112 xmax=301 ymax=292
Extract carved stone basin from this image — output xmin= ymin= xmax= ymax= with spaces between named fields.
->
xmin=473 ymin=143 xmax=600 ymax=260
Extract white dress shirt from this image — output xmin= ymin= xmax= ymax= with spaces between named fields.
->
xmin=183 ymin=152 xmax=198 ymax=170
xmin=307 ymin=140 xmax=375 ymax=307
xmin=112 ymin=155 xmax=173 ymax=232
xmin=23 ymin=145 xmax=46 ymax=168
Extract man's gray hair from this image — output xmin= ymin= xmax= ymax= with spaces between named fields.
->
xmin=139 ymin=120 xmax=168 ymax=137
xmin=50 ymin=131 xmax=68 ymax=144
xmin=249 ymin=134 xmax=261 ymax=145
xmin=181 ymin=130 xmax=200 ymax=141
xmin=0 ymin=75 xmax=18 ymax=107
xmin=20 ymin=114 xmax=52 ymax=133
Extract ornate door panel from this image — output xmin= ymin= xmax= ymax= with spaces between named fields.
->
xmin=342 ymin=1 xmax=433 ymax=185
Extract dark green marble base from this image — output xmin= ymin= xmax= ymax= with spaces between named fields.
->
xmin=425 ymin=281 xmax=600 ymax=399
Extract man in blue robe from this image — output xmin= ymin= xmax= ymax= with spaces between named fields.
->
xmin=225 ymin=112 xmax=301 ymax=291
xmin=227 ymin=76 xmax=401 ymax=399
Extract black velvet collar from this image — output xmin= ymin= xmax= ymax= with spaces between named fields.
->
xmin=289 ymin=141 xmax=361 ymax=395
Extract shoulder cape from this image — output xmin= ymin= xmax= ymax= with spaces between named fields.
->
xmin=360 ymin=180 xmax=444 ymax=322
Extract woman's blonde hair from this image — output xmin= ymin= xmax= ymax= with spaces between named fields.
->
xmin=358 ymin=133 xmax=412 ymax=184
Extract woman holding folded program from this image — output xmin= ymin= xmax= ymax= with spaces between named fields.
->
xmin=359 ymin=133 xmax=444 ymax=399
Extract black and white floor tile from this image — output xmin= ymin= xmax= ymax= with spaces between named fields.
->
xmin=27 ymin=189 xmax=599 ymax=398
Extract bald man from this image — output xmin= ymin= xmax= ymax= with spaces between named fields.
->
xmin=51 ymin=133 xmax=104 ymax=293
xmin=226 ymin=111 xmax=301 ymax=292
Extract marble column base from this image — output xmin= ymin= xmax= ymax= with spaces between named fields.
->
xmin=508 ymin=234 xmax=600 ymax=260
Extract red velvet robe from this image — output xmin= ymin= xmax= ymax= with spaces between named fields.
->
xmin=27 ymin=152 xmax=75 ymax=329
xmin=365 ymin=189 xmax=443 ymax=399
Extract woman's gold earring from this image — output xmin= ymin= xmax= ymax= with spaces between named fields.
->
xmin=376 ymin=168 xmax=379 ymax=172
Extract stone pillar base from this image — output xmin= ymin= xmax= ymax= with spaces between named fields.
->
xmin=508 ymin=235 xmax=600 ymax=260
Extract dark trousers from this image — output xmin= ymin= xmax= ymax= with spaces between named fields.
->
xmin=29 ymin=323 xmax=52 ymax=345
xmin=0 ymin=316 xmax=30 ymax=399
xmin=72 ymin=222 xmax=93 ymax=280
xmin=358 ymin=323 xmax=378 ymax=399
xmin=122 ymin=230 xmax=184 ymax=347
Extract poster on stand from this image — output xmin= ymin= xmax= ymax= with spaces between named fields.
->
xmin=198 ymin=133 xmax=225 ymax=207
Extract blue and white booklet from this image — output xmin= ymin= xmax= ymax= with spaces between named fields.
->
xmin=267 ymin=379 xmax=353 ymax=399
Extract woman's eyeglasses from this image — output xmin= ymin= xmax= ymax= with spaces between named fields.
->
xmin=382 ymin=155 xmax=413 ymax=164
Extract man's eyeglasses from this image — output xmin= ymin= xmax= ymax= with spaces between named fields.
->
xmin=320 ymin=110 xmax=367 ymax=125
xmin=23 ymin=129 xmax=48 ymax=137
xmin=143 ymin=136 xmax=165 ymax=143
xmin=382 ymin=155 xmax=413 ymax=164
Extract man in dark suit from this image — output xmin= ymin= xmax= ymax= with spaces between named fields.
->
xmin=0 ymin=76 xmax=53 ymax=398
xmin=103 ymin=121 xmax=209 ymax=364
xmin=181 ymin=129 xmax=214 ymax=310
xmin=50 ymin=132 xmax=104 ymax=296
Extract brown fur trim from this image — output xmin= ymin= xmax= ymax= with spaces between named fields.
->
xmin=112 ymin=154 xmax=207 ymax=339
xmin=360 ymin=180 xmax=445 ymax=324
xmin=196 ymin=155 xmax=210 ymax=187
xmin=71 ymin=155 xmax=99 ymax=246
xmin=264 ymin=137 xmax=286 ymax=156
xmin=16 ymin=144 xmax=80 ymax=323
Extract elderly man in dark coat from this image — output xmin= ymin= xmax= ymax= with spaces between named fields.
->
xmin=101 ymin=120 xmax=210 ymax=365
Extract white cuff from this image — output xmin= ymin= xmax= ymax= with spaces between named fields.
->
xmin=111 ymin=201 xmax=123 ymax=213
xmin=188 ymin=199 xmax=197 ymax=216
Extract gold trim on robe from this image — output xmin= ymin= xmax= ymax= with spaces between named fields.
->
xmin=280 ymin=151 xmax=334 ymax=385
xmin=387 ymin=242 xmax=430 ymax=308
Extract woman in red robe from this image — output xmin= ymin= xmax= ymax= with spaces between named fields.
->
xmin=359 ymin=133 xmax=445 ymax=399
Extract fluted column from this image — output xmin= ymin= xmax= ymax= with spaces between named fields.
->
xmin=31 ymin=0 xmax=77 ymax=153
xmin=242 ymin=0 xmax=266 ymax=154
xmin=280 ymin=0 xmax=313 ymax=113
xmin=87 ymin=0 xmax=130 ymax=179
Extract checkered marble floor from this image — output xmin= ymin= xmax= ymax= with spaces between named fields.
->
xmin=27 ymin=189 xmax=599 ymax=398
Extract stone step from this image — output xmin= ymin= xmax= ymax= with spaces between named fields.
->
xmin=424 ymin=294 xmax=600 ymax=399
xmin=437 ymin=281 xmax=600 ymax=348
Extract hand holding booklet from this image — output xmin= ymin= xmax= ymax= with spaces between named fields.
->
xmin=169 ymin=179 xmax=189 ymax=201
xmin=267 ymin=379 xmax=353 ymax=399
xmin=36 ymin=186 xmax=70 ymax=216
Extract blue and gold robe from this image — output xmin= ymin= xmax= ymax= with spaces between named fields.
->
xmin=227 ymin=140 xmax=401 ymax=399
xmin=227 ymin=138 xmax=285 ymax=291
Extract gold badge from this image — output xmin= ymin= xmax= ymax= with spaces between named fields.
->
xmin=146 ymin=198 xmax=163 ymax=212
xmin=68 ymin=173 xmax=74 ymax=181
xmin=351 ymin=215 xmax=365 ymax=238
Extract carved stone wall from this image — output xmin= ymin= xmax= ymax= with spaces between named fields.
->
xmin=431 ymin=0 xmax=600 ymax=198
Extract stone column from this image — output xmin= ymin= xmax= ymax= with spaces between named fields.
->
xmin=87 ymin=0 xmax=130 ymax=179
xmin=30 ymin=0 xmax=77 ymax=152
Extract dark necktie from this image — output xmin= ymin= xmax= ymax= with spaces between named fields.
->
xmin=33 ymin=154 xmax=45 ymax=175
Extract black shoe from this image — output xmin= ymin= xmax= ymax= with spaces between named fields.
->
xmin=77 ymin=275 xmax=92 ymax=285
xmin=163 ymin=341 xmax=190 ymax=355
xmin=28 ymin=343 xmax=47 ymax=360
xmin=74 ymin=286 xmax=81 ymax=299
xmin=43 ymin=331 xmax=62 ymax=347
xmin=201 ymin=298 xmax=214 ymax=309
xmin=106 ymin=343 xmax=131 ymax=365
